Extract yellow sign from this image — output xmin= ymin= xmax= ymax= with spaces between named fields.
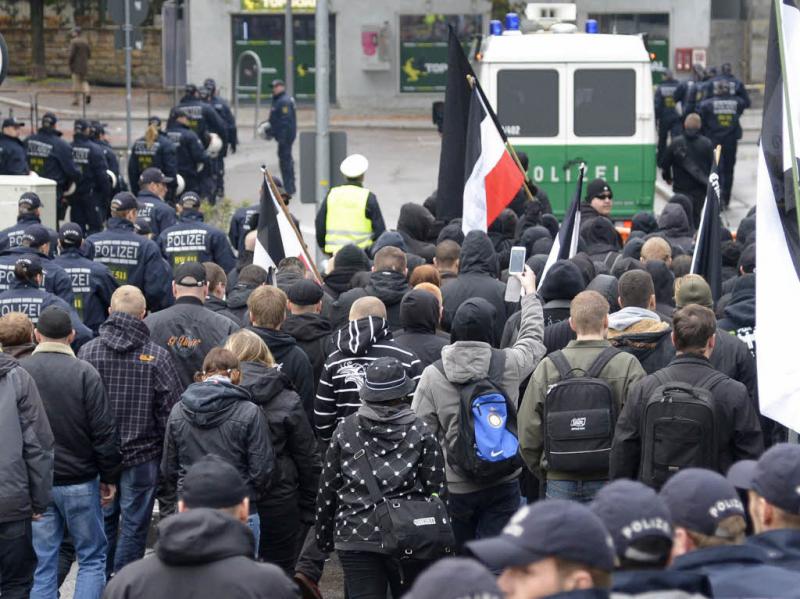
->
xmin=240 ymin=0 xmax=316 ymax=12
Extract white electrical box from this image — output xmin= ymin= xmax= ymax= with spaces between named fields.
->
xmin=0 ymin=175 xmax=58 ymax=230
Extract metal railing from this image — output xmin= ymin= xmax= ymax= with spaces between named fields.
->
xmin=233 ymin=50 xmax=263 ymax=138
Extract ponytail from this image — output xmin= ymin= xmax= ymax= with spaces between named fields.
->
xmin=145 ymin=123 xmax=159 ymax=149
xmin=14 ymin=261 xmax=40 ymax=285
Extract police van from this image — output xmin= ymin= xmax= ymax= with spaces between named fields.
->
xmin=476 ymin=17 xmax=656 ymax=218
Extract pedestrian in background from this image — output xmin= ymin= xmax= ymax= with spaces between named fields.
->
xmin=68 ymin=27 xmax=91 ymax=106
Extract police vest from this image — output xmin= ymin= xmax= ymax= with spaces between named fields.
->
xmin=324 ymin=185 xmax=373 ymax=254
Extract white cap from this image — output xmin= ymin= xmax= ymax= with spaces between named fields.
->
xmin=340 ymin=154 xmax=369 ymax=178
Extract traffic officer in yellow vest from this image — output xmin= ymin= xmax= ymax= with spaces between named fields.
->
xmin=315 ymin=153 xmax=386 ymax=255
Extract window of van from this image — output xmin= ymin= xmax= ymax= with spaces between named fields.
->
xmin=497 ymin=69 xmax=559 ymax=137
xmin=573 ymin=69 xmax=636 ymax=137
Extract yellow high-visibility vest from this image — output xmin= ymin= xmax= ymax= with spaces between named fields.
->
xmin=324 ymin=185 xmax=373 ymax=254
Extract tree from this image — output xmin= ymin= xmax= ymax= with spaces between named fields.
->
xmin=30 ymin=0 xmax=46 ymax=79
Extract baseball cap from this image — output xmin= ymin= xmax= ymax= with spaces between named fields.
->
xmin=728 ymin=444 xmax=800 ymax=514
xmin=287 ymin=279 xmax=323 ymax=306
xmin=110 ymin=192 xmax=138 ymax=212
xmin=18 ymin=192 xmax=41 ymax=209
xmin=22 ymin=224 xmax=51 ymax=248
xmin=179 ymin=191 xmax=202 ymax=209
xmin=590 ymin=480 xmax=673 ymax=564
xmin=404 ymin=558 xmax=502 ymax=599
xmin=42 ymin=112 xmax=58 ymax=127
xmin=466 ymin=499 xmax=616 ymax=572
xmin=139 ymin=167 xmax=173 ymax=185
xmin=659 ymin=469 xmax=745 ymax=538
xmin=271 ymin=78 xmax=285 ymax=86
xmin=180 ymin=455 xmax=248 ymax=509
xmin=675 ymin=274 xmax=713 ymax=309
xmin=148 ymin=115 xmax=162 ymax=127
xmin=15 ymin=256 xmax=43 ymax=277
xmin=585 ymin=178 xmax=613 ymax=201
xmin=36 ymin=306 xmax=73 ymax=339
xmin=174 ymin=262 xmax=207 ymax=287
xmin=134 ymin=217 xmax=152 ymax=236
xmin=58 ymin=222 xmax=84 ymax=246
xmin=74 ymin=118 xmax=91 ymax=133
xmin=2 ymin=116 xmax=24 ymax=128
xmin=91 ymin=121 xmax=107 ymax=135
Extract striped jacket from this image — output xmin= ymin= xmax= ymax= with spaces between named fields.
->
xmin=314 ymin=315 xmax=422 ymax=441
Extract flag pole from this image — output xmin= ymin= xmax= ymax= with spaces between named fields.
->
xmin=262 ymin=167 xmax=323 ymax=283
xmin=773 ymin=0 xmax=800 ymax=234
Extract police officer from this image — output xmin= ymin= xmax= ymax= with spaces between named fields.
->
xmin=0 ymin=256 xmax=92 ymax=348
xmin=315 ymin=154 xmax=385 ymax=255
xmin=0 ymin=224 xmax=75 ymax=304
xmin=0 ymin=193 xmax=58 ymax=253
xmin=129 ymin=116 xmax=179 ymax=200
xmin=177 ymin=84 xmax=228 ymax=149
xmin=228 ymin=176 xmax=292 ymax=253
xmin=90 ymin=121 xmax=123 ymax=196
xmin=654 ymin=70 xmax=682 ymax=167
xmin=204 ymin=78 xmax=238 ymax=155
xmin=52 ymin=222 xmax=118 ymax=333
xmin=70 ymin=118 xmax=111 ymax=235
xmin=698 ymin=80 xmax=747 ymax=208
xmin=85 ymin=192 xmax=172 ymax=311
xmin=268 ymin=79 xmax=297 ymax=196
xmin=136 ymin=167 xmax=177 ymax=238
xmin=674 ymin=64 xmax=707 ymax=116
xmin=157 ymin=192 xmax=236 ymax=273
xmin=25 ymin=112 xmax=81 ymax=219
xmin=0 ymin=116 xmax=29 ymax=175
xmin=166 ymin=107 xmax=207 ymax=197
xmin=713 ymin=63 xmax=751 ymax=109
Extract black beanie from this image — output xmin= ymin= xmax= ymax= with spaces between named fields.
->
xmin=585 ymin=178 xmax=612 ymax=202
xmin=539 ymin=260 xmax=586 ymax=302
xmin=450 ymin=297 xmax=496 ymax=346
xmin=333 ymin=244 xmax=371 ymax=272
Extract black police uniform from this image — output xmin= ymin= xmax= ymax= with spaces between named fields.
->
xmin=136 ymin=190 xmax=177 ymax=239
xmin=228 ymin=203 xmax=259 ymax=253
xmin=654 ymin=76 xmax=683 ymax=166
xmin=25 ymin=128 xmax=81 ymax=211
xmin=166 ymin=122 xmax=207 ymax=196
xmin=177 ymin=93 xmax=228 ymax=148
xmin=95 ymin=137 xmax=122 ymax=197
xmin=698 ymin=92 xmax=747 ymax=207
xmin=85 ymin=217 xmax=173 ymax=311
xmin=129 ymin=133 xmax=178 ymax=197
xmin=53 ymin=247 xmax=119 ymax=333
xmin=157 ymin=209 xmax=236 ymax=273
xmin=0 ymin=279 xmax=92 ymax=348
xmin=268 ymin=90 xmax=297 ymax=195
xmin=0 ymin=132 xmax=29 ymax=175
xmin=675 ymin=77 xmax=705 ymax=116
xmin=0 ymin=246 xmax=75 ymax=305
xmin=0 ymin=215 xmax=58 ymax=253
xmin=71 ymin=131 xmax=111 ymax=235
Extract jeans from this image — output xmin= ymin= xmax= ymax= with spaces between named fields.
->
xmin=0 ymin=519 xmax=36 ymax=599
xmin=104 ymin=459 xmax=159 ymax=574
xmin=32 ymin=478 xmax=107 ymax=599
xmin=448 ymin=480 xmax=521 ymax=549
xmin=338 ymin=550 xmax=429 ymax=599
xmin=259 ymin=500 xmax=301 ymax=574
xmin=247 ymin=513 xmax=261 ymax=559
xmin=545 ymin=479 xmax=606 ymax=504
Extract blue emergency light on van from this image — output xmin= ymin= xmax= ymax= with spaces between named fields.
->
xmin=490 ymin=20 xmax=503 ymax=36
xmin=585 ymin=19 xmax=599 ymax=34
xmin=504 ymin=12 xmax=520 ymax=32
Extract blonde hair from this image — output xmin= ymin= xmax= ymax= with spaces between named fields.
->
xmin=413 ymin=282 xmax=442 ymax=307
xmin=349 ymin=296 xmax=386 ymax=320
xmin=641 ymin=237 xmax=672 ymax=263
xmin=144 ymin=123 xmax=159 ymax=149
xmin=224 ymin=329 xmax=275 ymax=367
xmin=685 ymin=515 xmax=746 ymax=548
xmin=570 ymin=290 xmax=609 ymax=335
xmin=110 ymin=285 xmax=146 ymax=316
xmin=248 ymin=286 xmax=287 ymax=329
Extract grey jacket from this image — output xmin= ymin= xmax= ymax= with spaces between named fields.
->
xmin=0 ymin=352 xmax=54 ymax=522
xmin=412 ymin=293 xmax=546 ymax=493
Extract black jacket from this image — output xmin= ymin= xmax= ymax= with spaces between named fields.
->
xmin=281 ymin=313 xmax=333 ymax=385
xmin=238 ymin=362 xmax=320 ymax=513
xmin=0 ymin=353 xmax=54 ymax=523
xmin=610 ymin=355 xmax=763 ymax=481
xmin=71 ymin=133 xmax=111 ymax=206
xmin=137 ymin=190 xmax=177 ymax=238
xmin=0 ymin=132 xmax=29 ymax=175
xmin=204 ymin=294 xmax=240 ymax=325
xmin=651 ymin=204 xmax=695 ymax=256
xmin=334 ymin=270 xmax=411 ymax=332
xmin=145 ymin=297 xmax=240 ymax=389
xmin=710 ymin=327 xmax=758 ymax=408
xmin=165 ymin=123 xmax=207 ymax=186
xmin=441 ymin=230 xmax=508 ymax=344
xmin=0 ymin=213 xmax=58 ymax=254
xmin=609 ymin=319 xmax=675 ymax=375
xmin=158 ymin=210 xmax=236 ymax=273
xmin=718 ymin=275 xmax=756 ymax=355
xmin=394 ymin=288 xmax=448 ymax=368
xmin=268 ymin=91 xmax=297 ymax=143
xmin=0 ymin=245 xmax=75 ymax=305
xmin=397 ymin=203 xmax=437 ymax=263
xmin=21 ymin=344 xmax=121 ymax=486
xmin=53 ymin=247 xmax=119 ymax=333
xmin=128 ymin=133 xmax=178 ymax=196
xmin=227 ymin=283 xmax=256 ymax=325
xmin=163 ymin=379 xmax=274 ymax=503
xmin=246 ymin=325 xmax=315 ymax=425
xmin=662 ymin=131 xmax=714 ymax=196
xmin=25 ymin=128 xmax=81 ymax=195
xmin=102 ymin=508 xmax=297 ymax=599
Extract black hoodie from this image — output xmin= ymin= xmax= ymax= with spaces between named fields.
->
xmin=645 ymin=259 xmax=676 ymax=323
xmin=332 ymin=270 xmax=411 ymax=332
xmin=580 ymin=216 xmax=622 ymax=262
xmin=651 ymin=204 xmax=694 ymax=255
xmin=281 ymin=312 xmax=334 ymax=384
xmin=103 ymin=508 xmax=297 ymax=599
xmin=397 ymin=203 xmax=437 ymax=263
xmin=226 ymin=283 xmax=257 ymax=326
xmin=394 ymin=289 xmax=449 ymax=367
xmin=441 ymin=230 xmax=509 ymax=343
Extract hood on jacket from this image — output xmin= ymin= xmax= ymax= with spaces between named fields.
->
xmin=526 ymin=254 xmax=548 ymax=281
xmin=658 ymin=204 xmax=692 ymax=238
xmin=156 ymin=508 xmax=254 ymax=565
xmin=370 ymin=231 xmax=408 ymax=258
xmin=179 ymin=380 xmax=252 ymax=428
xmin=539 ymin=260 xmax=586 ymax=303
xmin=723 ymin=274 xmax=755 ymax=326
xmin=99 ymin=311 xmax=151 ymax=352
xmin=623 ymin=237 xmax=645 ymax=260
xmin=737 ymin=215 xmax=756 ymax=247
xmin=248 ymin=326 xmax=299 ymax=359
xmin=397 ymin=203 xmax=435 ymax=242
xmin=631 ymin=211 xmax=659 ymax=235
xmin=570 ymin=252 xmax=597 ymax=286
xmin=488 ymin=208 xmax=517 ymax=240
xmin=238 ymin=360 xmax=295 ymax=406
xmin=519 ymin=225 xmax=552 ymax=256
xmin=335 ymin=315 xmax=391 ymax=357
xmin=440 ymin=341 xmax=492 ymax=384
xmin=580 ymin=216 xmax=621 ymax=254
xmin=459 ymin=230 xmax=499 ymax=277
xmin=281 ymin=312 xmax=332 ymax=342
xmin=668 ymin=194 xmax=695 ymax=231
xmin=400 ymin=288 xmax=439 ymax=335
xmin=437 ymin=220 xmax=465 ymax=246
xmin=586 ymin=274 xmax=620 ymax=312
xmin=226 ymin=284 xmax=256 ymax=310
xmin=0 ymin=352 xmax=19 ymax=377
xmin=450 ymin=297 xmax=496 ymax=345
xmin=366 ymin=270 xmax=410 ymax=307
xmin=645 ymin=260 xmax=675 ymax=307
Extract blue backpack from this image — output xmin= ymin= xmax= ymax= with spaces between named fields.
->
xmin=435 ymin=351 xmax=522 ymax=482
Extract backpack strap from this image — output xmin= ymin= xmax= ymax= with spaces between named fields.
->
xmin=585 ymin=346 xmax=622 ymax=379
xmin=548 ymin=350 xmax=574 ymax=380
xmin=343 ymin=416 xmax=384 ymax=506
xmin=487 ymin=350 xmax=507 ymax=386
xmin=433 ymin=358 xmax=445 ymax=377
xmin=696 ymin=370 xmax=728 ymax=392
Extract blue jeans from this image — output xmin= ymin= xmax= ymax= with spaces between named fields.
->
xmin=545 ymin=479 xmax=606 ymax=504
xmin=31 ymin=478 xmax=106 ymax=599
xmin=247 ymin=513 xmax=260 ymax=558
xmin=448 ymin=480 xmax=521 ymax=549
xmin=104 ymin=459 xmax=159 ymax=574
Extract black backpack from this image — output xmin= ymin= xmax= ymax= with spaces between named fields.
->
xmin=638 ymin=370 xmax=725 ymax=489
xmin=435 ymin=351 xmax=522 ymax=483
xmin=543 ymin=347 xmax=620 ymax=474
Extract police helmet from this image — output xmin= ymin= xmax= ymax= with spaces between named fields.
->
xmin=203 ymin=78 xmax=217 ymax=93
xmin=198 ymin=87 xmax=210 ymax=101
xmin=106 ymin=169 xmax=118 ymax=189
xmin=184 ymin=83 xmax=198 ymax=97
xmin=41 ymin=112 xmax=58 ymax=128
xmin=206 ymin=133 xmax=223 ymax=158
xmin=63 ymin=181 xmax=77 ymax=197
xmin=175 ymin=174 xmax=186 ymax=196
xmin=257 ymin=120 xmax=273 ymax=140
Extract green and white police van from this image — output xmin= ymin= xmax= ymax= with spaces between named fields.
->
xmin=476 ymin=27 xmax=656 ymax=218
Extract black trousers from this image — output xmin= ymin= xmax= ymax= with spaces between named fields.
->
xmin=71 ymin=193 xmax=105 ymax=236
xmin=717 ymin=138 xmax=738 ymax=207
xmin=277 ymin=140 xmax=296 ymax=195
xmin=258 ymin=500 xmax=302 ymax=574
xmin=657 ymin=119 xmax=682 ymax=167
xmin=338 ymin=550 xmax=429 ymax=599
xmin=0 ymin=519 xmax=36 ymax=599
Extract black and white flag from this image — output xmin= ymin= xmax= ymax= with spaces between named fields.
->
xmin=691 ymin=160 xmax=723 ymax=300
